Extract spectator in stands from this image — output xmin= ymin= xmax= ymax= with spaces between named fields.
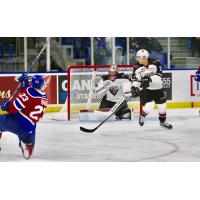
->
xmin=94 ymin=37 xmax=112 ymax=65
xmin=191 ymin=37 xmax=200 ymax=57
xmin=130 ymin=37 xmax=141 ymax=51
xmin=36 ymin=38 xmax=66 ymax=72
xmin=129 ymin=37 xmax=163 ymax=63
xmin=129 ymin=37 xmax=141 ymax=63
xmin=139 ymin=37 xmax=163 ymax=52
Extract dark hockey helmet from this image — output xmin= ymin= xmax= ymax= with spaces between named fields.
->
xmin=32 ymin=75 xmax=45 ymax=90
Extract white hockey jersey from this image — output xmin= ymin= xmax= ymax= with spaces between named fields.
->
xmin=133 ymin=58 xmax=163 ymax=90
xmin=95 ymin=73 xmax=132 ymax=102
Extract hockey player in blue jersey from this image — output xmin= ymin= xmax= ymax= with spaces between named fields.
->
xmin=195 ymin=66 xmax=200 ymax=115
xmin=195 ymin=66 xmax=200 ymax=82
xmin=0 ymin=74 xmax=48 ymax=159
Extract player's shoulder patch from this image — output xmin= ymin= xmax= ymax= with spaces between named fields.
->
xmin=27 ymin=87 xmax=47 ymax=99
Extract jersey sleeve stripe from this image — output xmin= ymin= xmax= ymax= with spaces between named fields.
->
xmin=27 ymin=88 xmax=47 ymax=99
xmin=13 ymin=100 xmax=22 ymax=111
xmin=16 ymin=98 xmax=25 ymax=109
xmin=96 ymin=87 xmax=105 ymax=93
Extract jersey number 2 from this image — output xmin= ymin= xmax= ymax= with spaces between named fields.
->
xmin=30 ymin=105 xmax=44 ymax=120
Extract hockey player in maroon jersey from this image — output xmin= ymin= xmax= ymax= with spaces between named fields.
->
xmin=131 ymin=49 xmax=172 ymax=129
xmin=95 ymin=65 xmax=132 ymax=120
xmin=0 ymin=74 xmax=48 ymax=159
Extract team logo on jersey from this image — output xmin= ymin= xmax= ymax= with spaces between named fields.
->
xmin=109 ymin=86 xmax=119 ymax=96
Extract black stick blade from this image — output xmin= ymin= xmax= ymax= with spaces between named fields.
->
xmin=80 ymin=126 xmax=96 ymax=133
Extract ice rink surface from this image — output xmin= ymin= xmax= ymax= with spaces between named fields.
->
xmin=1 ymin=108 xmax=200 ymax=162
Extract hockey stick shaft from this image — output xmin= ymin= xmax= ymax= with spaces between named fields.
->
xmin=26 ymin=41 xmax=49 ymax=75
xmin=8 ymin=39 xmax=50 ymax=101
xmin=80 ymin=96 xmax=128 ymax=133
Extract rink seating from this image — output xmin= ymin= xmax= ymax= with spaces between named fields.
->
xmin=0 ymin=43 xmax=14 ymax=72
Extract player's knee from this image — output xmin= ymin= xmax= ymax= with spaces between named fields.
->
xmin=157 ymin=103 xmax=167 ymax=114
xmin=120 ymin=112 xmax=131 ymax=120
xmin=143 ymin=101 xmax=155 ymax=114
xmin=116 ymin=107 xmax=131 ymax=120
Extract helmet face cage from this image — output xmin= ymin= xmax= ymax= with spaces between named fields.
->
xmin=109 ymin=65 xmax=118 ymax=73
xmin=32 ymin=75 xmax=45 ymax=90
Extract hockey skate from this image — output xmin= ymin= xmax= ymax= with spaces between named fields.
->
xmin=139 ymin=115 xmax=145 ymax=126
xmin=160 ymin=121 xmax=173 ymax=129
xmin=19 ymin=142 xmax=33 ymax=159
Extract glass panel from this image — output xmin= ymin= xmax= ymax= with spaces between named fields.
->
xmin=93 ymin=37 xmax=112 ymax=65
xmin=170 ymin=37 xmax=200 ymax=68
xmin=115 ymin=37 xmax=127 ymax=64
xmin=60 ymin=37 xmax=91 ymax=68
xmin=0 ymin=37 xmax=24 ymax=72
xmin=27 ymin=37 xmax=46 ymax=72
xmin=129 ymin=37 xmax=169 ymax=68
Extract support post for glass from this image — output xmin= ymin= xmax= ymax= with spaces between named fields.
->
xmin=167 ymin=37 xmax=171 ymax=69
xmin=91 ymin=37 xmax=94 ymax=65
xmin=46 ymin=37 xmax=51 ymax=71
xmin=24 ymin=37 xmax=27 ymax=72
xmin=126 ymin=37 xmax=129 ymax=64
xmin=112 ymin=37 xmax=115 ymax=65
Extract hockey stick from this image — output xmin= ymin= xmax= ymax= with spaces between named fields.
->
xmin=80 ymin=95 xmax=128 ymax=133
xmin=8 ymin=39 xmax=50 ymax=101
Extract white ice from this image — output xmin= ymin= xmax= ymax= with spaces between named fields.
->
xmin=1 ymin=108 xmax=200 ymax=162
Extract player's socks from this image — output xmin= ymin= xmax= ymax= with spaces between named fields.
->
xmin=159 ymin=113 xmax=166 ymax=123
xmin=19 ymin=142 xmax=33 ymax=159
xmin=160 ymin=121 xmax=173 ymax=129
xmin=158 ymin=112 xmax=172 ymax=129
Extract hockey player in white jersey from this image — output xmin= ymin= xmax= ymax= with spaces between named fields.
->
xmin=131 ymin=49 xmax=172 ymax=129
xmin=95 ymin=65 xmax=132 ymax=120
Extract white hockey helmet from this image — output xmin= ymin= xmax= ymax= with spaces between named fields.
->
xmin=109 ymin=65 xmax=118 ymax=73
xmin=136 ymin=49 xmax=149 ymax=60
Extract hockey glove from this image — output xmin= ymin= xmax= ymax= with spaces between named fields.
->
xmin=141 ymin=76 xmax=152 ymax=89
xmin=131 ymin=86 xmax=141 ymax=98
xmin=1 ymin=101 xmax=10 ymax=111
xmin=18 ymin=73 xmax=30 ymax=88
